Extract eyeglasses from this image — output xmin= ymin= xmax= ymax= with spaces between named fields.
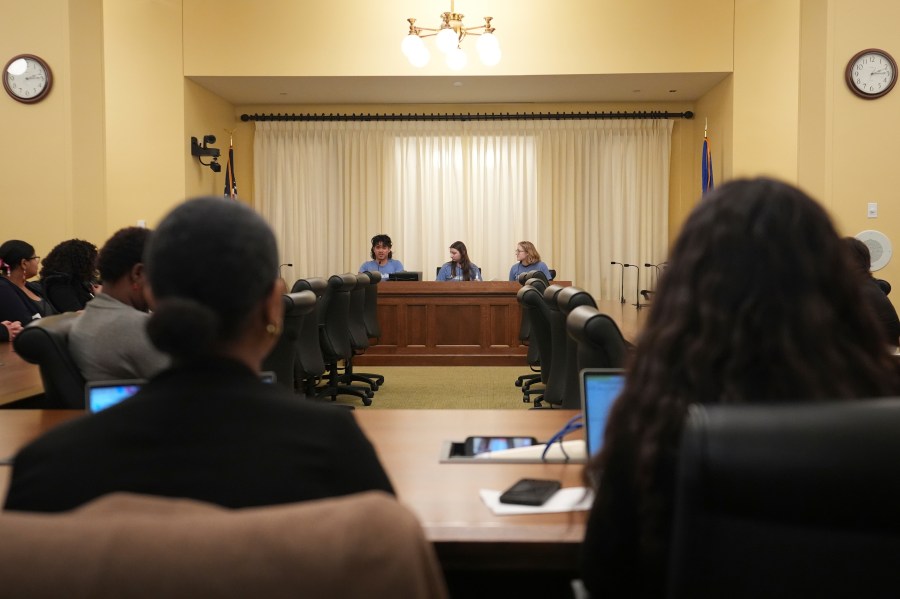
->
xmin=28 ymin=256 xmax=40 ymax=261
xmin=515 ymin=249 xmax=526 ymax=254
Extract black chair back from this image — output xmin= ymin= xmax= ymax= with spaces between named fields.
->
xmin=539 ymin=284 xmax=567 ymax=406
xmin=289 ymin=277 xmax=328 ymax=391
xmin=556 ymin=286 xmax=597 ymax=409
xmin=13 ymin=313 xmax=86 ymax=409
xmin=361 ymin=271 xmax=382 ymax=339
xmin=668 ymin=399 xmax=900 ymax=599
xmin=348 ymin=274 xmax=371 ymax=353
xmin=565 ymin=305 xmax=630 ymax=371
xmin=261 ymin=291 xmax=317 ymax=390
xmin=516 ymin=284 xmax=553 ymax=386
xmin=318 ymin=273 xmax=357 ymax=363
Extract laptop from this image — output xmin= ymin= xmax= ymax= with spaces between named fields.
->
xmin=85 ymin=379 xmax=146 ymax=413
xmin=85 ymin=371 xmax=277 ymax=413
xmin=580 ymin=368 xmax=626 ymax=457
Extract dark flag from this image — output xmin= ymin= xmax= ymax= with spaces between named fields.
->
xmin=224 ymin=142 xmax=237 ymax=199
xmin=701 ymin=134 xmax=714 ymax=195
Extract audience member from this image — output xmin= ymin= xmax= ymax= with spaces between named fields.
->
xmin=842 ymin=236 xmax=900 ymax=348
xmin=68 ymin=227 xmax=169 ymax=381
xmin=0 ymin=240 xmax=56 ymax=341
xmin=580 ymin=178 xmax=900 ymax=598
xmin=436 ymin=241 xmax=482 ymax=281
xmin=39 ymin=238 xmax=99 ymax=312
xmin=359 ymin=233 xmax=404 ymax=279
xmin=508 ymin=241 xmax=552 ymax=281
xmin=4 ymin=197 xmax=394 ymax=512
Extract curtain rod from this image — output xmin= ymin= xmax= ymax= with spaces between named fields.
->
xmin=240 ymin=110 xmax=694 ymax=123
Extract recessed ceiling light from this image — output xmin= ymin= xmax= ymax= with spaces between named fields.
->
xmin=632 ymin=89 xmax=641 ymax=93
xmin=279 ymin=92 xmax=288 ymax=95
xmin=453 ymin=81 xmax=463 ymax=87
xmin=669 ymin=89 xmax=677 ymax=93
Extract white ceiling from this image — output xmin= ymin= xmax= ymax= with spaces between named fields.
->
xmin=189 ymin=72 xmax=730 ymax=106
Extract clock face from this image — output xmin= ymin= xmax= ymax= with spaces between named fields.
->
xmin=846 ymin=49 xmax=897 ymax=99
xmin=3 ymin=54 xmax=52 ymax=104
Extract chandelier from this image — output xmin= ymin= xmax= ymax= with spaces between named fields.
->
xmin=401 ymin=1 xmax=501 ymax=70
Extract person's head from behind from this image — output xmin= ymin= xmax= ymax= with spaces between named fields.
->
xmin=0 ymin=240 xmax=38 ymax=280
xmin=40 ymin=239 xmax=98 ymax=283
xmin=516 ymin=241 xmax=541 ymax=265
xmin=370 ymin=234 xmax=393 ymax=261
xmin=842 ymin=236 xmax=872 ymax=277
xmin=636 ymin=176 xmax=893 ymax=403
xmin=98 ymin=227 xmax=153 ymax=312
xmin=145 ymin=198 xmax=284 ymax=367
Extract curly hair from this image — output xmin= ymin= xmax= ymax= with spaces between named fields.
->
xmin=370 ymin=234 xmax=393 ymax=260
xmin=588 ymin=177 xmax=900 ymax=578
xmin=97 ymin=227 xmax=152 ymax=283
xmin=40 ymin=239 xmax=98 ymax=282
xmin=449 ymin=241 xmax=474 ymax=281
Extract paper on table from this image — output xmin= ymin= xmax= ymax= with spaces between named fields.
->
xmin=479 ymin=487 xmax=594 ymax=515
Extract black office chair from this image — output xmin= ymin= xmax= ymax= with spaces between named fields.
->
xmin=538 ymin=284 xmax=568 ymax=407
xmin=361 ymin=271 xmax=383 ymax=341
xmin=555 ymin=286 xmax=598 ymax=409
xmin=548 ymin=269 xmax=557 ymax=280
xmin=565 ymin=305 xmax=631 ymax=372
xmin=289 ymin=277 xmax=329 ymax=396
xmin=342 ymin=273 xmax=384 ymax=391
xmin=13 ymin=313 xmax=86 ymax=409
xmin=515 ymin=271 xmax=550 ymax=392
xmin=261 ymin=291 xmax=317 ymax=392
xmin=315 ymin=273 xmax=374 ymax=406
xmin=516 ymin=282 xmax=553 ymax=406
xmin=668 ymin=399 xmax=900 ymax=599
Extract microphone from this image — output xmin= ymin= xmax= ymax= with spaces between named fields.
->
xmin=611 ymin=261 xmax=626 ymax=303
xmin=623 ymin=264 xmax=642 ymax=309
xmin=279 ymin=263 xmax=293 ymax=276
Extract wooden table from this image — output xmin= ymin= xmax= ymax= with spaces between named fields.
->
xmin=0 ymin=408 xmax=587 ymax=572
xmin=0 ymin=343 xmax=43 ymax=406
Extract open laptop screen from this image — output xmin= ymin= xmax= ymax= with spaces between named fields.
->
xmin=86 ymin=380 xmax=145 ymax=413
xmin=581 ymin=368 xmax=626 ymax=457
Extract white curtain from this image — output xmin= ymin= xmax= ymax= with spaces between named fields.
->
xmin=254 ymin=118 xmax=672 ymax=299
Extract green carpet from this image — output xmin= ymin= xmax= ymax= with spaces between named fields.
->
xmin=324 ymin=366 xmax=542 ymax=409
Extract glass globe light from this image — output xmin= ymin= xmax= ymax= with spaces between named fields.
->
xmin=7 ymin=58 xmax=27 ymax=76
xmin=446 ymin=47 xmax=467 ymax=70
xmin=401 ymin=33 xmax=425 ymax=59
xmin=409 ymin=45 xmax=431 ymax=68
xmin=436 ymin=27 xmax=459 ymax=55
xmin=479 ymin=46 xmax=501 ymax=66
xmin=476 ymin=32 xmax=499 ymax=53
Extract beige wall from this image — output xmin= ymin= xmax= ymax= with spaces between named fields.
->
xmin=184 ymin=0 xmax=734 ymax=77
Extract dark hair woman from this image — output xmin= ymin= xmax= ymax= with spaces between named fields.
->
xmin=0 ymin=239 xmax=56 ymax=341
xmin=436 ymin=240 xmax=482 ymax=281
xmin=4 ymin=197 xmax=394 ymax=512
xmin=580 ymin=178 xmax=900 ymax=598
xmin=39 ymin=238 xmax=99 ymax=312
xmin=841 ymin=236 xmax=900 ymax=347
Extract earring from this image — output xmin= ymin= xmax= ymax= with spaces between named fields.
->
xmin=266 ymin=323 xmax=280 ymax=336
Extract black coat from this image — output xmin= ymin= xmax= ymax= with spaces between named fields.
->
xmin=4 ymin=357 xmax=394 ymax=512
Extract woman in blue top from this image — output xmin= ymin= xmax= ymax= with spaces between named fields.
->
xmin=437 ymin=241 xmax=482 ymax=281
xmin=508 ymin=241 xmax=552 ymax=281
xmin=359 ymin=234 xmax=404 ymax=279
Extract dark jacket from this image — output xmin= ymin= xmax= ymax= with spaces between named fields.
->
xmin=0 ymin=277 xmax=56 ymax=340
xmin=861 ymin=277 xmax=900 ymax=347
xmin=39 ymin=271 xmax=94 ymax=312
xmin=4 ymin=357 xmax=394 ymax=512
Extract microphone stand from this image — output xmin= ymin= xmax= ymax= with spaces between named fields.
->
xmin=623 ymin=264 xmax=642 ymax=309
xmin=279 ymin=263 xmax=293 ymax=280
xmin=610 ymin=261 xmax=626 ymax=303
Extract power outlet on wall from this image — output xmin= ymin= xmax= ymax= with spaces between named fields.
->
xmin=867 ymin=203 xmax=878 ymax=218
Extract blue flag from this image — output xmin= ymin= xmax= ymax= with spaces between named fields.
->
xmin=701 ymin=136 xmax=714 ymax=195
xmin=223 ymin=143 xmax=237 ymax=199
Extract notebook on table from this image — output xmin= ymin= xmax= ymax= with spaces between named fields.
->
xmin=580 ymin=368 xmax=626 ymax=457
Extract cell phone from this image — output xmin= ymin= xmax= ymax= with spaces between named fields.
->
xmin=464 ymin=436 xmax=538 ymax=456
xmin=499 ymin=478 xmax=562 ymax=506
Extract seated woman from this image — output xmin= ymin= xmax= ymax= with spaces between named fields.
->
xmin=0 ymin=240 xmax=56 ymax=341
xmin=436 ymin=241 xmax=482 ymax=281
xmin=580 ymin=178 xmax=900 ymax=598
xmin=359 ymin=234 xmax=404 ymax=279
xmin=38 ymin=239 xmax=99 ymax=312
xmin=842 ymin=236 xmax=900 ymax=348
xmin=4 ymin=197 xmax=394 ymax=513
xmin=508 ymin=241 xmax=552 ymax=281
xmin=68 ymin=227 xmax=170 ymax=381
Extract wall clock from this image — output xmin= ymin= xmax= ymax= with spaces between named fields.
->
xmin=845 ymin=48 xmax=896 ymax=99
xmin=3 ymin=54 xmax=53 ymax=104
